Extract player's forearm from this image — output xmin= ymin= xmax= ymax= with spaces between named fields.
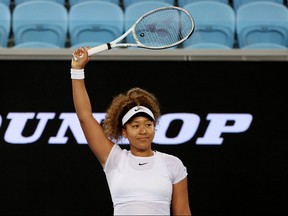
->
xmin=72 ymin=80 xmax=93 ymax=121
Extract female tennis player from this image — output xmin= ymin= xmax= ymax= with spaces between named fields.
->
xmin=70 ymin=47 xmax=191 ymax=215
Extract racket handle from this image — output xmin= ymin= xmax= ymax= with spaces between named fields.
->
xmin=87 ymin=43 xmax=110 ymax=56
xmin=72 ymin=43 xmax=111 ymax=62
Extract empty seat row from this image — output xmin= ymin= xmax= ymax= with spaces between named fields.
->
xmin=177 ymin=0 xmax=286 ymax=9
xmin=0 ymin=1 xmax=287 ymax=49
xmin=0 ymin=0 xmax=171 ymax=7
xmin=1 ymin=0 xmax=287 ymax=9
xmin=0 ymin=0 xmax=117 ymax=6
xmin=0 ymin=0 xmax=65 ymax=6
xmin=184 ymin=1 xmax=288 ymax=49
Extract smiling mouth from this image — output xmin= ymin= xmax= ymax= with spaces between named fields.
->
xmin=138 ymin=137 xmax=149 ymax=141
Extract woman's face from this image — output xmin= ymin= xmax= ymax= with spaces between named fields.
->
xmin=122 ymin=116 xmax=155 ymax=155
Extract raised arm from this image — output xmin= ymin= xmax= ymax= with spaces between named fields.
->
xmin=71 ymin=47 xmax=114 ymax=167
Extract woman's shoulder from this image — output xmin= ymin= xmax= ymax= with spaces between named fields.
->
xmin=104 ymin=144 xmax=128 ymax=172
xmin=155 ymin=150 xmax=183 ymax=164
xmin=155 ymin=150 xmax=188 ymax=182
xmin=112 ymin=144 xmax=129 ymax=156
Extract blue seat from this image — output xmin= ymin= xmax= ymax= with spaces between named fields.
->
xmin=69 ymin=0 xmax=120 ymax=7
xmin=14 ymin=0 xmax=65 ymax=5
xmin=70 ymin=41 xmax=103 ymax=49
xmin=183 ymin=1 xmax=236 ymax=49
xmin=124 ymin=1 xmax=172 ymax=44
xmin=123 ymin=0 xmax=174 ymax=9
xmin=184 ymin=42 xmax=232 ymax=49
xmin=232 ymin=0 xmax=284 ymax=10
xmin=12 ymin=1 xmax=68 ymax=47
xmin=0 ymin=0 xmax=11 ymax=7
xmin=68 ymin=1 xmax=124 ymax=47
xmin=241 ymin=43 xmax=287 ymax=49
xmin=0 ymin=3 xmax=11 ymax=47
xmin=13 ymin=41 xmax=61 ymax=48
xmin=236 ymin=2 xmax=288 ymax=48
xmin=178 ymin=0 xmax=229 ymax=7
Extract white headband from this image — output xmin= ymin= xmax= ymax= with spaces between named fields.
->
xmin=122 ymin=106 xmax=155 ymax=126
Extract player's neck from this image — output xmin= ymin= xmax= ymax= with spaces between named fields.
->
xmin=130 ymin=149 xmax=154 ymax=157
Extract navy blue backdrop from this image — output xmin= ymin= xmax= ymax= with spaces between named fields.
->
xmin=0 ymin=60 xmax=287 ymax=216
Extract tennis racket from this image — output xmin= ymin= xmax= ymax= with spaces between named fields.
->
xmin=72 ymin=6 xmax=194 ymax=61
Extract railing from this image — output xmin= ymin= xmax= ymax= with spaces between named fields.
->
xmin=0 ymin=48 xmax=287 ymax=61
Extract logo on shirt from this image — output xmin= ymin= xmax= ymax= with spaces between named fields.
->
xmin=139 ymin=162 xmax=148 ymax=166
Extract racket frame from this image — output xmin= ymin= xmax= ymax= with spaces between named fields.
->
xmin=79 ymin=6 xmax=195 ymax=57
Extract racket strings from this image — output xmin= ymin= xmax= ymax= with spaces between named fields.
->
xmin=133 ymin=8 xmax=193 ymax=48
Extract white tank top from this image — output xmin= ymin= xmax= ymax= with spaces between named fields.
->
xmin=104 ymin=144 xmax=188 ymax=215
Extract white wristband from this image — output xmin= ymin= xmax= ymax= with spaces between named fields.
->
xmin=71 ymin=68 xmax=84 ymax=79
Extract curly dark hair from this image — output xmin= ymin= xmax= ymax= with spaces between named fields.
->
xmin=102 ymin=87 xmax=161 ymax=142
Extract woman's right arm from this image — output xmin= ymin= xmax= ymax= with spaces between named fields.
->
xmin=71 ymin=47 xmax=114 ymax=167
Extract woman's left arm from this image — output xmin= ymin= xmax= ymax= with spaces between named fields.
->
xmin=171 ymin=177 xmax=192 ymax=215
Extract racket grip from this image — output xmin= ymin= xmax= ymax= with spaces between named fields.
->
xmin=87 ymin=43 xmax=110 ymax=56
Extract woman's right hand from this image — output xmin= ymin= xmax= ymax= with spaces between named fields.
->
xmin=71 ymin=47 xmax=90 ymax=69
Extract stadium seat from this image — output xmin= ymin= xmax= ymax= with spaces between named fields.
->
xmin=68 ymin=0 xmax=120 ymax=7
xmin=14 ymin=0 xmax=65 ymax=5
xmin=178 ymin=0 xmax=229 ymax=8
xmin=12 ymin=1 xmax=68 ymax=48
xmin=0 ymin=0 xmax=10 ymax=7
xmin=241 ymin=43 xmax=287 ymax=49
xmin=232 ymin=0 xmax=284 ymax=10
xmin=123 ymin=0 xmax=174 ymax=9
xmin=184 ymin=42 xmax=232 ymax=49
xmin=68 ymin=1 xmax=124 ymax=47
xmin=183 ymin=1 xmax=236 ymax=49
xmin=236 ymin=2 xmax=288 ymax=48
xmin=0 ymin=2 xmax=11 ymax=47
xmin=124 ymin=1 xmax=172 ymax=44
xmin=13 ymin=41 xmax=61 ymax=48
xmin=70 ymin=41 xmax=103 ymax=49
